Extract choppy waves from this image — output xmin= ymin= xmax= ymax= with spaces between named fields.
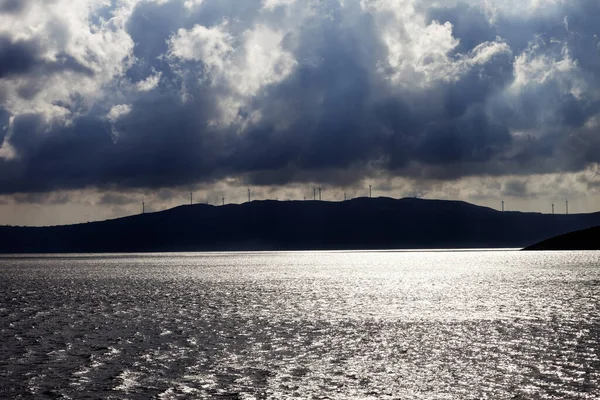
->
xmin=1 ymin=251 xmax=599 ymax=399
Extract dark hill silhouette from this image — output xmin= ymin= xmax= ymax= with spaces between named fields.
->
xmin=523 ymin=225 xmax=600 ymax=250
xmin=1 ymin=197 xmax=600 ymax=253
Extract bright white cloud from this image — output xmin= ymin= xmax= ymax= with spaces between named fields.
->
xmin=364 ymin=0 xmax=513 ymax=88
xmin=169 ymin=22 xmax=296 ymax=126
xmin=262 ymin=0 xmax=296 ymax=11
xmin=183 ymin=0 xmax=204 ymax=9
xmin=362 ymin=0 xmax=458 ymax=86
xmin=0 ymin=0 xmax=135 ymax=125
xmin=169 ymin=23 xmax=233 ymax=69
xmin=512 ymin=40 xmax=581 ymax=95
xmin=107 ymin=104 xmax=132 ymax=123
xmin=135 ymin=71 xmax=163 ymax=92
xmin=107 ymin=104 xmax=132 ymax=142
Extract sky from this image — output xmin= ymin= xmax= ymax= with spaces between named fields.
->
xmin=1 ymin=0 xmax=600 ymax=226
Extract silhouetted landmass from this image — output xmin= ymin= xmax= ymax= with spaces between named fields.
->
xmin=1 ymin=197 xmax=600 ymax=253
xmin=523 ymin=225 xmax=600 ymax=250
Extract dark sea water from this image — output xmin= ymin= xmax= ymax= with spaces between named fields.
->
xmin=1 ymin=251 xmax=599 ymax=399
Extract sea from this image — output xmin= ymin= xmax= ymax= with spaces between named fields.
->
xmin=0 ymin=250 xmax=599 ymax=399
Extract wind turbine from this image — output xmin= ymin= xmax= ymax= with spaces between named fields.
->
xmin=369 ymin=185 xmax=372 ymax=198
xmin=248 ymin=188 xmax=251 ymax=203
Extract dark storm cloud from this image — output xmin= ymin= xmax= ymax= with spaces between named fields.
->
xmin=2 ymin=0 xmax=388 ymax=192
xmin=1 ymin=0 xmax=600 ymax=194
xmin=12 ymin=191 xmax=72 ymax=205
xmin=230 ymin=8 xmax=387 ymax=176
xmin=0 ymin=35 xmax=93 ymax=83
xmin=503 ymin=179 xmax=528 ymax=198
xmin=415 ymin=105 xmax=511 ymax=165
xmin=0 ymin=36 xmax=38 ymax=78
xmin=126 ymin=1 xmax=185 ymax=76
xmin=0 ymin=0 xmax=25 ymax=13
xmin=98 ymin=193 xmax=136 ymax=206
xmin=0 ymin=107 xmax=9 ymax=146
xmin=0 ymin=89 xmax=228 ymax=193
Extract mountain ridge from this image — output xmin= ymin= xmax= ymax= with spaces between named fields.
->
xmin=1 ymin=197 xmax=599 ymax=253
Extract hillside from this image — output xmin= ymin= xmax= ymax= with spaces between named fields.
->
xmin=1 ymin=197 xmax=600 ymax=253
xmin=523 ymin=226 xmax=600 ymax=250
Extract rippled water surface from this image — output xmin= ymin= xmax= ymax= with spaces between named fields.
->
xmin=1 ymin=251 xmax=599 ymax=399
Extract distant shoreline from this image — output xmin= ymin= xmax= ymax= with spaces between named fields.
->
xmin=1 ymin=198 xmax=599 ymax=254
xmin=0 ymin=248 xmax=525 ymax=257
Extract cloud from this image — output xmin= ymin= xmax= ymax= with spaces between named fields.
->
xmin=135 ymin=70 xmax=162 ymax=92
xmin=0 ymin=0 xmax=599 ymax=196
xmin=107 ymin=105 xmax=133 ymax=123
xmin=98 ymin=192 xmax=137 ymax=206
xmin=0 ymin=0 xmax=25 ymax=14
xmin=503 ymin=179 xmax=528 ymax=198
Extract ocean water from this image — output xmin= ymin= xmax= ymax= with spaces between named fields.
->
xmin=0 ymin=250 xmax=599 ymax=399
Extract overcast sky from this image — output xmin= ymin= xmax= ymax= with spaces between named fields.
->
xmin=1 ymin=0 xmax=600 ymax=225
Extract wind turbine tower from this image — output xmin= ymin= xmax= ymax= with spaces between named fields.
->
xmin=369 ymin=185 xmax=372 ymax=198
xmin=313 ymin=188 xmax=316 ymax=201
xmin=248 ymin=188 xmax=251 ymax=203
xmin=222 ymin=197 xmax=225 ymax=206
xmin=566 ymin=199 xmax=569 ymax=215
xmin=318 ymin=187 xmax=322 ymax=201
xmin=190 ymin=191 xmax=193 ymax=205
xmin=552 ymin=203 xmax=555 ymax=215
xmin=502 ymin=200 xmax=505 ymax=212
xmin=142 ymin=201 xmax=145 ymax=214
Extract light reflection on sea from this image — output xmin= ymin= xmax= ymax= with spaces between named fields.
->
xmin=0 ymin=250 xmax=599 ymax=399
